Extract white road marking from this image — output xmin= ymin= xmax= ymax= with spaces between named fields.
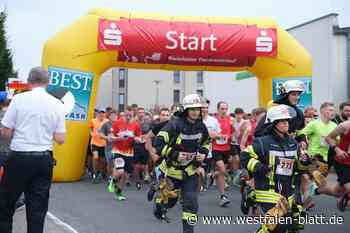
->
xmin=47 ymin=212 xmax=80 ymax=233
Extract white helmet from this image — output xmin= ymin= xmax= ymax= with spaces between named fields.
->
xmin=280 ymin=80 xmax=305 ymax=95
xmin=182 ymin=94 xmax=204 ymax=110
xmin=265 ymin=105 xmax=296 ymax=124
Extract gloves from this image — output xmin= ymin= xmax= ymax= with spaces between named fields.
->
xmin=159 ymin=178 xmax=178 ymax=204
xmin=316 ymin=160 xmax=328 ymax=175
xmin=308 ymin=158 xmax=327 ymax=187
xmin=312 ymin=170 xmax=327 ymax=187
xmin=265 ymin=195 xmax=289 ymax=231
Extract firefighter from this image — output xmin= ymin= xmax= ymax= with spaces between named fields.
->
xmin=153 ymin=94 xmax=210 ymax=233
xmin=241 ymin=105 xmax=310 ymax=233
xmin=255 ymin=80 xmax=306 ymax=138
xmin=252 ymin=80 xmax=307 ymax=207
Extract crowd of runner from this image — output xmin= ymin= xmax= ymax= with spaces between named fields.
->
xmin=85 ymin=80 xmax=350 ymax=233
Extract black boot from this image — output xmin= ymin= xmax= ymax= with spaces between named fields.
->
xmin=153 ymin=203 xmax=170 ymax=223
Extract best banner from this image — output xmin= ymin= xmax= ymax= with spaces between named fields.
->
xmin=98 ymin=18 xmax=277 ymax=67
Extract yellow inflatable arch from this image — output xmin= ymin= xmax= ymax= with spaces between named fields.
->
xmin=42 ymin=8 xmax=312 ymax=181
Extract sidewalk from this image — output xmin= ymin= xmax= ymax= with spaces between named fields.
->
xmin=13 ymin=206 xmax=69 ymax=233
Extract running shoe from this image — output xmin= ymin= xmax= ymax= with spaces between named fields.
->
xmin=219 ymin=194 xmax=230 ymax=207
xmin=115 ymin=192 xmax=126 ymax=201
xmin=337 ymin=194 xmax=349 ymax=212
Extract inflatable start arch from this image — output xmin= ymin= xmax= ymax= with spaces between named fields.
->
xmin=42 ymin=8 xmax=312 ymax=181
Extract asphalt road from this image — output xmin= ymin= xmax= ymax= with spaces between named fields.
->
xmin=14 ymin=175 xmax=350 ymax=233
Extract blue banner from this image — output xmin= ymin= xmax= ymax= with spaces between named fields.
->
xmin=272 ymin=77 xmax=312 ymax=111
xmin=48 ymin=66 xmax=93 ymax=121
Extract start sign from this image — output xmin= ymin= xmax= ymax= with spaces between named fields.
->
xmin=98 ymin=18 xmax=277 ymax=67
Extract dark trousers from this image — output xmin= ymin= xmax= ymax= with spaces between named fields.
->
xmin=181 ymin=174 xmax=199 ymax=233
xmin=156 ymin=172 xmax=199 ymax=233
xmin=0 ymin=151 xmax=54 ymax=233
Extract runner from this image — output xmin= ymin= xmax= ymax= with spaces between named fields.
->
xmin=133 ymin=107 xmax=152 ymax=190
xmin=108 ymin=107 xmax=142 ymax=201
xmin=299 ymin=103 xmax=339 ymax=202
xmin=201 ymin=98 xmax=220 ymax=192
xmin=239 ymin=107 xmax=266 ymax=215
xmin=326 ymin=120 xmax=350 ymax=211
xmin=89 ymin=110 xmax=108 ymax=183
xmin=99 ymin=109 xmax=118 ymax=181
xmin=333 ymin=101 xmax=350 ymax=125
xmin=255 ymin=80 xmax=306 ymax=139
xmin=230 ymin=107 xmax=247 ymax=186
xmin=105 ymin=106 xmax=113 ymax=119
xmin=212 ymin=101 xmax=233 ymax=207
xmin=241 ymin=105 xmax=310 ymax=233
xmin=153 ymin=94 xmax=210 ymax=233
xmin=145 ymin=108 xmax=171 ymax=201
xmin=304 ymin=106 xmax=318 ymax=125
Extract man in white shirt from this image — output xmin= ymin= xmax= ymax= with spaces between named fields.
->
xmin=0 ymin=67 xmax=66 ymax=233
xmin=201 ymin=99 xmax=220 ymax=191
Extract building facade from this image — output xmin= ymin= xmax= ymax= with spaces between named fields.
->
xmin=95 ymin=68 xmax=207 ymax=112
xmin=287 ymin=13 xmax=349 ymax=110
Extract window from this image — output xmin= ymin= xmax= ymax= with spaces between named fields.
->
xmin=119 ymin=69 xmax=125 ymax=88
xmin=119 ymin=93 xmax=125 ymax=104
xmin=173 ymin=71 xmax=181 ymax=84
xmin=118 ymin=104 xmax=125 ymax=112
xmin=118 ymin=93 xmax=125 ymax=111
xmin=197 ymin=89 xmax=203 ymax=96
xmin=173 ymin=90 xmax=180 ymax=104
xmin=196 ymin=71 xmax=204 ymax=84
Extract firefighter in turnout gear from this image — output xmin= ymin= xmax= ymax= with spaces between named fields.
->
xmin=255 ymin=80 xmax=306 ymax=138
xmin=241 ymin=105 xmax=310 ymax=233
xmin=153 ymin=94 xmax=210 ymax=233
xmin=252 ymin=80 xmax=307 ymax=206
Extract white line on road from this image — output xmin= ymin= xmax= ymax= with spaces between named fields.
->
xmin=47 ymin=212 xmax=80 ymax=233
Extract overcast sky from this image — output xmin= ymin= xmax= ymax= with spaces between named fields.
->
xmin=2 ymin=0 xmax=350 ymax=79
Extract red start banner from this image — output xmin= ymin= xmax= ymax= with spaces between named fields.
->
xmin=98 ymin=18 xmax=277 ymax=67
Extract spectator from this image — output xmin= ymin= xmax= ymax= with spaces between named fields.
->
xmin=0 ymin=67 xmax=66 ymax=233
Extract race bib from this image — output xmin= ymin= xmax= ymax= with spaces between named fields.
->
xmin=114 ymin=157 xmax=125 ymax=169
xmin=276 ymin=158 xmax=294 ymax=176
xmin=179 ymin=152 xmax=196 ymax=166
xmin=118 ymin=130 xmax=135 ymax=138
xmin=216 ymin=136 xmax=228 ymax=145
xmin=125 ymin=130 xmax=135 ymax=138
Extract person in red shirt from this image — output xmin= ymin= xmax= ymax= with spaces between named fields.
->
xmin=326 ymin=120 xmax=350 ymax=211
xmin=212 ymin=101 xmax=233 ymax=207
xmin=238 ymin=108 xmax=266 ymax=150
xmin=108 ymin=107 xmax=142 ymax=201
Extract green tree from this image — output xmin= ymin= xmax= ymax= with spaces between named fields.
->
xmin=0 ymin=10 xmax=16 ymax=91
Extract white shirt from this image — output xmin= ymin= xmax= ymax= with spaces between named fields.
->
xmin=1 ymin=87 xmax=66 ymax=151
xmin=203 ymin=115 xmax=221 ymax=134
xmin=203 ymin=115 xmax=221 ymax=159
